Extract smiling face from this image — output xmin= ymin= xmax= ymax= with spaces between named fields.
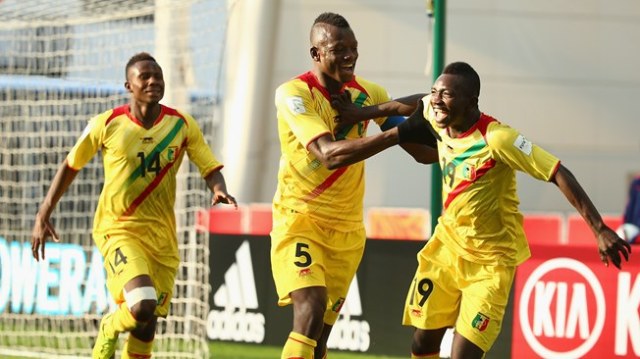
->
xmin=125 ymin=60 xmax=165 ymax=104
xmin=430 ymin=73 xmax=477 ymax=130
xmin=310 ymin=23 xmax=358 ymax=85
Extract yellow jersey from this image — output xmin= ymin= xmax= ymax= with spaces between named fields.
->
xmin=423 ymin=97 xmax=560 ymax=265
xmin=67 ymin=104 xmax=222 ymax=261
xmin=273 ymin=71 xmax=393 ymax=231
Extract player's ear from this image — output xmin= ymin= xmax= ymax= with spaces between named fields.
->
xmin=124 ymin=81 xmax=131 ymax=92
xmin=310 ymin=47 xmax=320 ymax=62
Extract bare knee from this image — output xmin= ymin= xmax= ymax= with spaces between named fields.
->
xmin=130 ymin=299 xmax=157 ymax=323
xmin=291 ymin=287 xmax=327 ymax=339
xmin=131 ymin=316 xmax=158 ymax=342
xmin=412 ymin=328 xmax=448 ymax=355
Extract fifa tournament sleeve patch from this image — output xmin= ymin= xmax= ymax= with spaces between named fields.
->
xmin=286 ymin=96 xmax=306 ymax=114
xmin=513 ymin=134 xmax=532 ymax=155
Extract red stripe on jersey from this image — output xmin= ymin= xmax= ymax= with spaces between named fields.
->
xmin=159 ymin=105 xmax=188 ymax=127
xmin=297 ymin=71 xmax=369 ymax=101
xmin=105 ymin=105 xmax=128 ymax=126
xmin=443 ymin=159 xmax=496 ymax=210
xmin=302 ymin=166 xmax=348 ymax=203
xmin=119 ymin=138 xmax=187 ymax=218
xmin=455 ymin=113 xmax=497 ymax=139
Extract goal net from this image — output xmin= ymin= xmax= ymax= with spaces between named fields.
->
xmin=0 ymin=0 xmax=227 ymax=357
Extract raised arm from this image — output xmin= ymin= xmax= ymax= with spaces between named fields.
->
xmin=32 ymin=159 xmax=79 ymax=261
xmin=552 ymin=164 xmax=631 ymax=268
xmin=331 ymin=91 xmax=427 ymax=125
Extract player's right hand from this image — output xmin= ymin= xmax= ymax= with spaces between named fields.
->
xmin=331 ymin=90 xmax=365 ymax=127
xmin=31 ymin=215 xmax=59 ymax=261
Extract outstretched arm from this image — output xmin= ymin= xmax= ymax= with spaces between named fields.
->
xmin=205 ymin=169 xmax=238 ymax=208
xmin=331 ymin=91 xmax=427 ymax=126
xmin=552 ymin=164 xmax=631 ymax=268
xmin=32 ymin=159 xmax=79 ymax=261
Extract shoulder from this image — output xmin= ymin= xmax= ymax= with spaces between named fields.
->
xmin=276 ymin=76 xmax=309 ymax=98
xmin=483 ymin=116 xmax=516 ymax=144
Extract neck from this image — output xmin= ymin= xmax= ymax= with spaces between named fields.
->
xmin=312 ymin=69 xmax=343 ymax=95
xmin=449 ymin=109 xmax=481 ymax=138
xmin=129 ymin=101 xmax=161 ymax=128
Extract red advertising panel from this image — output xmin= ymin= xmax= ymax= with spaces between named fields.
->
xmin=513 ymin=244 xmax=640 ymax=358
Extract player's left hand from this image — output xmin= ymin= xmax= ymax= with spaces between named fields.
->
xmin=597 ymin=227 xmax=631 ymax=269
xmin=331 ymin=90 xmax=365 ymax=127
xmin=211 ymin=192 xmax=238 ymax=209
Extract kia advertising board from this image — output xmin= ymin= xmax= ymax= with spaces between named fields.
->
xmin=512 ymin=244 xmax=640 ymax=358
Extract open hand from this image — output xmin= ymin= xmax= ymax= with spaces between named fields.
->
xmin=597 ymin=227 xmax=631 ymax=269
xmin=31 ymin=215 xmax=59 ymax=261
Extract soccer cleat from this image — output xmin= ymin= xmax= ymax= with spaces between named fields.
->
xmin=92 ymin=313 xmax=119 ymax=359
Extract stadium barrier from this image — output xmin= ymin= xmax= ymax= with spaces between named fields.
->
xmin=204 ymin=206 xmax=638 ymax=358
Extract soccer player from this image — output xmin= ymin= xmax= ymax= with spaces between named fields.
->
xmin=336 ymin=61 xmax=632 ymax=358
xmin=271 ymin=12 xmax=438 ymax=359
xmin=30 ymin=52 xmax=237 ymax=359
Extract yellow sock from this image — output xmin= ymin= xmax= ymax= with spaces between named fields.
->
xmin=281 ymin=331 xmax=316 ymax=359
xmin=121 ymin=334 xmax=153 ymax=359
xmin=411 ymin=352 xmax=440 ymax=359
xmin=103 ymin=303 xmax=140 ymax=337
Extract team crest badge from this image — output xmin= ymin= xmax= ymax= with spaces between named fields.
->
xmin=471 ymin=312 xmax=490 ymax=331
xmin=167 ymin=146 xmax=178 ymax=162
xmin=332 ymin=297 xmax=345 ymax=313
xmin=158 ymin=292 xmax=168 ymax=307
xmin=461 ymin=164 xmax=477 ymax=180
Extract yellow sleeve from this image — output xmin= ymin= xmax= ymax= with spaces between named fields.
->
xmin=66 ymin=111 xmax=106 ymax=170
xmin=486 ymin=122 xmax=560 ymax=181
xmin=275 ymin=81 xmax=331 ymax=148
xmin=182 ymin=111 xmax=223 ymax=177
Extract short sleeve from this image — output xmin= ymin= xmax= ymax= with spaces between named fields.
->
xmin=275 ymin=82 xmax=330 ymax=148
xmin=182 ymin=111 xmax=223 ymax=177
xmin=66 ymin=113 xmax=105 ymax=170
xmin=485 ymin=122 xmax=560 ymax=181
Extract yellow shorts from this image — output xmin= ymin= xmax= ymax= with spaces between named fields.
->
xmin=270 ymin=205 xmax=365 ymax=325
xmin=102 ymin=238 xmax=178 ymax=318
xmin=402 ymin=238 xmax=515 ymax=352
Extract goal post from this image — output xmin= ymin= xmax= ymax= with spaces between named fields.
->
xmin=0 ymin=1 xmax=227 ymax=357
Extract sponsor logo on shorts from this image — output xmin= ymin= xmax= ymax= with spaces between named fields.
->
xmin=472 ymin=312 xmax=490 ymax=331
xmin=298 ymin=268 xmax=312 ymax=277
xmin=206 ymin=241 xmax=265 ymax=343
xmin=411 ymin=308 xmax=422 ymax=317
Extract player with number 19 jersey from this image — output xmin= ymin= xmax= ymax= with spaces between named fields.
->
xmin=66 ymin=104 xmax=222 ymax=264
xmin=423 ymin=98 xmax=560 ymax=266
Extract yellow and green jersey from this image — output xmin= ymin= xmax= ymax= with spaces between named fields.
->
xmin=273 ymin=71 xmax=393 ymax=231
xmin=423 ymin=97 xmax=560 ymax=265
xmin=67 ymin=104 xmax=222 ymax=259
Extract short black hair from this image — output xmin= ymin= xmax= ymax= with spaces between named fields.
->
xmin=442 ymin=61 xmax=481 ymax=97
xmin=125 ymin=52 xmax=157 ymax=80
xmin=313 ymin=12 xmax=350 ymax=28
